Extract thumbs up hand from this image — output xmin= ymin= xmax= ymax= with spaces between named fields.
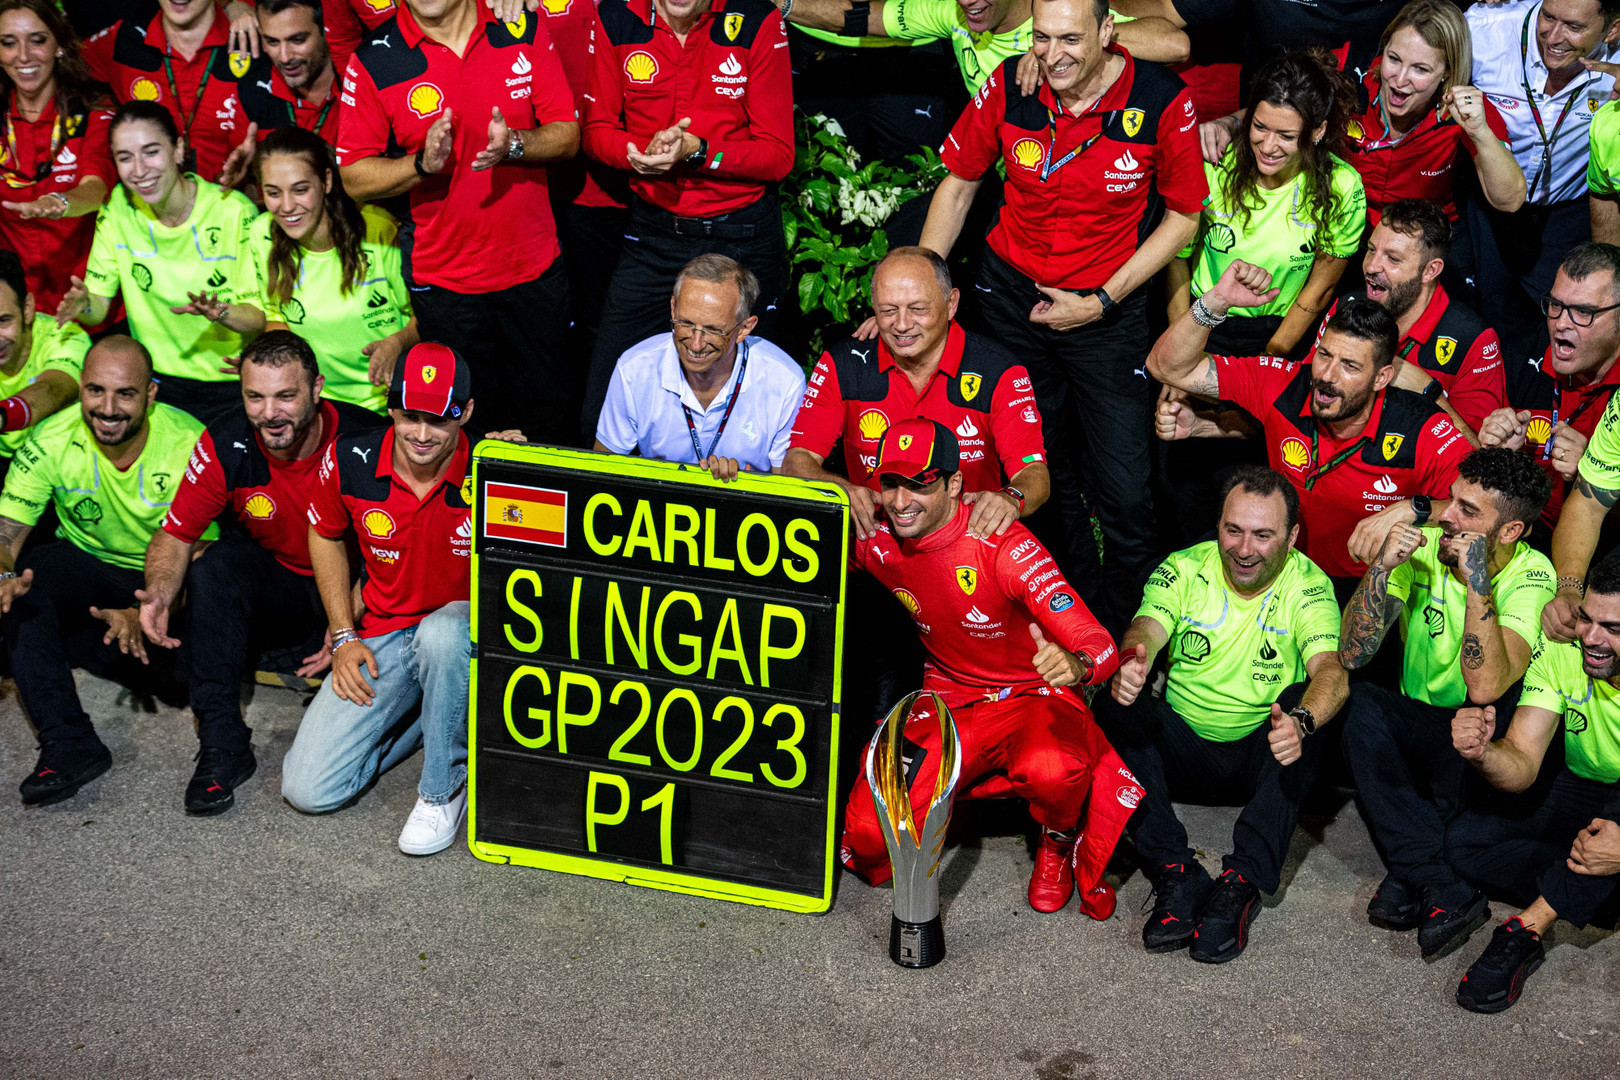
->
xmin=1030 ymin=622 xmax=1088 ymax=688
xmin=1111 ymin=642 xmax=1151 ymax=706
xmin=1267 ymin=703 xmax=1304 ymax=765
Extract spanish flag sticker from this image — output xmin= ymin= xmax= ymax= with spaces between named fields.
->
xmin=484 ymin=482 xmax=567 ymax=547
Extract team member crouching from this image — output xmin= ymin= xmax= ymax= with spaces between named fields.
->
xmin=140 ymin=332 xmax=382 ymax=815
xmin=1443 ymin=555 xmax=1620 ymax=1013
xmin=281 ymin=344 xmax=474 ymax=854
xmin=2 ymin=337 xmax=211 ymax=805
xmin=1340 ymin=447 xmax=1554 ymax=959
xmin=1106 ymin=467 xmax=1347 ymax=962
xmin=0 ymin=248 xmax=90 ymax=481
xmin=840 ymin=418 xmax=1140 ymax=916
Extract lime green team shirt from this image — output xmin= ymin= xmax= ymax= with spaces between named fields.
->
xmin=1184 ymin=150 xmax=1367 ymax=319
xmin=1519 ymin=634 xmax=1620 ymax=784
xmin=1386 ymin=528 xmax=1555 ymax=710
xmin=0 ymin=314 xmax=89 ymax=458
xmin=0 ymin=403 xmax=215 ymax=569
xmin=1587 ymin=100 xmax=1620 ymax=197
xmin=83 ymin=175 xmax=260 ymax=384
xmin=880 ymin=0 xmax=1033 ymax=91
xmin=1136 ymin=541 xmax=1341 ymax=741
xmin=249 ymin=204 xmax=410 ymax=414
xmin=1578 ymin=393 xmax=1620 ymax=493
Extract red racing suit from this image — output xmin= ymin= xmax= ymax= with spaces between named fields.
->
xmin=840 ymin=504 xmax=1144 ymax=896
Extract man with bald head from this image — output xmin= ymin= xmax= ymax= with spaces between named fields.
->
xmin=0 ymin=336 xmax=214 ymax=808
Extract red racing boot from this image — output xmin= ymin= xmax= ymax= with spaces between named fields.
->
xmin=1029 ymin=829 xmax=1078 ymax=913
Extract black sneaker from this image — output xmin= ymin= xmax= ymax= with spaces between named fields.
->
xmin=184 ymin=746 xmax=257 ymax=816
xmin=1457 ymin=918 xmax=1545 ymax=1014
xmin=1142 ymin=861 xmax=1214 ymax=953
xmin=1189 ymin=869 xmax=1262 ymax=964
xmin=19 ymin=741 xmax=112 ymax=806
xmin=1418 ymin=881 xmax=1491 ymax=960
xmin=1367 ymin=873 xmax=1421 ymax=931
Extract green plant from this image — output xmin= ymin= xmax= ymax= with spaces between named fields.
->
xmin=780 ymin=109 xmax=947 ymax=358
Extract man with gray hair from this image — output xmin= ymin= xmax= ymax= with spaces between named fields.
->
xmin=592 ymin=254 xmax=805 ymax=479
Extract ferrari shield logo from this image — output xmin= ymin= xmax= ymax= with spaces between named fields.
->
xmin=724 ymin=13 xmax=744 ymax=39
xmin=960 ymin=373 xmax=982 ymax=401
xmin=1434 ymin=336 xmax=1457 ymax=366
xmin=460 ymin=476 xmax=474 ymax=504
xmin=421 ymin=365 xmax=438 ymax=384
xmin=505 ymin=12 xmax=528 ymax=36
xmin=955 ymin=566 xmax=977 ymax=595
xmin=897 ymin=434 xmax=913 ymax=451
xmin=1121 ymin=108 xmax=1144 ymax=137
xmin=228 ymin=50 xmax=252 ymax=78
xmin=1382 ymin=433 xmax=1405 ymax=460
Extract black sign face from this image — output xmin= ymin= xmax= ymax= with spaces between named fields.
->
xmin=468 ymin=447 xmax=847 ymax=911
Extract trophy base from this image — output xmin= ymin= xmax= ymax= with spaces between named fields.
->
xmin=889 ymin=915 xmax=945 ymax=968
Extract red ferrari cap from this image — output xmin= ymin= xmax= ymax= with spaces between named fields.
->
xmin=875 ymin=418 xmax=959 ymax=485
xmin=388 ymin=342 xmax=471 ymax=419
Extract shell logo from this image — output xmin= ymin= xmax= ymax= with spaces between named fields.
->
xmin=1010 ymin=137 xmax=1044 ymax=171
xmin=1280 ymin=436 xmax=1310 ymax=471
xmin=857 ymin=408 xmax=889 ymax=441
xmin=243 ymin=493 xmax=276 ymax=520
xmin=1526 ymin=416 xmax=1552 ymax=445
xmin=130 ymin=77 xmax=161 ymax=102
xmin=362 ymin=0 xmax=393 ymax=10
xmin=362 ymin=508 xmax=397 ymax=539
xmin=893 ymin=588 xmax=920 ymax=614
xmin=624 ymin=51 xmax=659 ymax=83
xmin=407 ymin=82 xmax=444 ymax=119
xmin=1347 ymin=118 xmax=1365 ymax=141
xmin=542 ymin=0 xmax=571 ymax=13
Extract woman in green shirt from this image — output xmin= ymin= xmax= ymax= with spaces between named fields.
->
xmin=251 ymin=127 xmax=416 ymax=415
xmin=57 ymin=101 xmax=263 ymax=424
xmin=1171 ymin=50 xmax=1366 ymax=358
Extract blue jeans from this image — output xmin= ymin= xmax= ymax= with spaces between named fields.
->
xmin=281 ymin=602 xmax=471 ymax=812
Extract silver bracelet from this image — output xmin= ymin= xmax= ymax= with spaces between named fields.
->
xmin=507 ymin=131 xmax=524 ymax=161
xmin=781 ymin=0 xmax=794 ymax=17
xmin=1189 ymin=296 xmax=1227 ymax=328
xmin=47 ymin=191 xmax=69 ymax=212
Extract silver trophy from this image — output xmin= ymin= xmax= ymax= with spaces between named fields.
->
xmin=866 ymin=690 xmax=962 ymax=968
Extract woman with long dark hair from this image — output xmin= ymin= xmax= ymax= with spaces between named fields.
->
xmin=1172 ymin=50 xmax=1366 ymax=358
xmin=250 ymin=126 xmax=415 ymax=413
xmin=0 ymin=0 xmax=113 ymax=314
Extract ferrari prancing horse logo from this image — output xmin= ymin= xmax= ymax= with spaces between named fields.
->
xmin=1382 ymin=433 xmax=1405 ymax=460
xmin=955 ymin=566 xmax=977 ymax=595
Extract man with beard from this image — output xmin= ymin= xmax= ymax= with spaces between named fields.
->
xmin=1443 ymin=552 xmax=1620 ymax=1013
xmin=1147 ymin=259 xmax=1471 ymax=595
xmin=220 ymin=0 xmax=345 ymax=189
xmin=1478 ymin=243 xmax=1620 ymax=538
xmin=139 ymin=331 xmax=379 ymax=815
xmin=1105 ymin=467 xmax=1346 ymax=963
xmin=0 ymin=336 xmax=212 ymax=806
xmin=1339 ymin=448 xmax=1554 ymax=961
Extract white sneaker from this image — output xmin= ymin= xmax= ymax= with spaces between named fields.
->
xmin=398 ymin=788 xmax=467 ymax=856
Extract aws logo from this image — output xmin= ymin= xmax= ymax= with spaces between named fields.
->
xmin=1280 ymin=436 xmax=1310 ymax=472
xmin=407 ymin=82 xmax=444 ymax=118
xmin=244 ymin=493 xmax=276 ymax=519
xmin=624 ymin=51 xmax=659 ymax=83
xmin=129 ymin=77 xmax=161 ymax=102
xmin=857 ymin=408 xmax=889 ymax=441
xmin=1010 ymin=137 xmax=1044 ymax=171
xmin=362 ymin=508 xmax=397 ymax=539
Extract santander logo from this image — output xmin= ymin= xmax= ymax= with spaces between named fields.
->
xmin=955 ymin=416 xmax=979 ymax=439
xmin=1112 ymin=148 xmax=1139 ymax=171
xmin=1374 ymin=474 xmax=1397 ymax=494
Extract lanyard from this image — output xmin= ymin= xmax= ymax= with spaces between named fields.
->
xmin=0 ymin=109 xmax=63 ymax=183
xmin=1040 ymin=107 xmax=1117 ymax=183
xmin=291 ymin=94 xmax=336 ymax=136
xmin=681 ymin=343 xmax=749 ymax=463
xmin=161 ymin=46 xmax=220 ymax=142
xmin=1519 ymin=9 xmax=1596 ymax=202
xmin=1302 ymin=427 xmax=1372 ymax=490
xmin=1545 ymin=380 xmax=1620 ymax=458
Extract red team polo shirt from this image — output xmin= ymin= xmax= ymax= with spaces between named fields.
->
xmin=790 ymin=322 xmax=1046 ymax=492
xmin=85 ymin=5 xmax=252 ymax=181
xmin=164 ymin=400 xmax=378 ymax=574
xmin=582 ymin=0 xmax=794 ymax=217
xmin=850 ymin=509 xmax=1118 ymax=709
xmin=1502 ymin=350 xmax=1620 ymax=527
xmin=240 ymin=0 xmax=367 ymax=70
xmin=545 ymin=0 xmax=628 ymax=210
xmin=0 ymin=102 xmax=114 ymax=312
xmin=1316 ymin=286 xmax=1507 ymax=432
xmin=336 ymin=5 xmax=577 ymax=293
xmin=941 ymin=49 xmax=1207 ymax=290
xmin=238 ymin=58 xmax=343 ymax=145
xmin=306 ymin=426 xmax=472 ymax=636
xmin=1217 ymin=354 xmax=1470 ymax=578
xmin=1346 ymin=61 xmax=1511 ymax=222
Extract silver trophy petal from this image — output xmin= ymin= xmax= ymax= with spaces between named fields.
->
xmin=865 ymin=689 xmax=962 ymax=968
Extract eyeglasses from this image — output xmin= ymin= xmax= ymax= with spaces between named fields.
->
xmin=671 ymin=318 xmax=741 ymax=344
xmin=1540 ymin=294 xmax=1620 ymax=327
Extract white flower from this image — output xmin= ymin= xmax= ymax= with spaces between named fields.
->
xmin=823 ymin=117 xmax=846 ymax=139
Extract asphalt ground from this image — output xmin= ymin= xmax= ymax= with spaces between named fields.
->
xmin=2 ymin=673 xmax=1617 ymax=1080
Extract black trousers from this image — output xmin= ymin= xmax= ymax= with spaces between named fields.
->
xmin=3 ymin=541 xmax=181 ymax=747
xmin=411 ymin=258 xmax=572 ymax=443
xmin=580 ymin=192 xmax=793 ymax=439
xmin=178 ymin=536 xmax=325 ymax=754
xmin=789 ymin=29 xmax=958 ymax=166
xmin=551 ymin=197 xmax=629 ymax=385
xmin=1448 ymin=769 xmax=1620 ymax=930
xmin=157 ymin=374 xmax=242 ymax=427
xmin=974 ymin=249 xmax=1155 ymax=630
xmin=1464 ymin=195 xmax=1586 ymax=365
xmin=1344 ymin=682 xmax=1520 ymax=889
xmin=1100 ymin=684 xmax=1313 ymax=894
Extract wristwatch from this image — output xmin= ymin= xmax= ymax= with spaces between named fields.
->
xmin=413 ymin=147 xmax=433 ymax=178
xmin=1411 ymin=494 xmax=1432 ymax=525
xmin=506 ymin=130 xmax=524 ymax=161
xmin=1002 ymin=484 xmax=1026 ymax=512
xmin=1289 ymin=705 xmax=1317 ymax=736
xmin=1095 ymin=287 xmax=1119 ymax=323
xmin=684 ymin=136 xmax=709 ymax=168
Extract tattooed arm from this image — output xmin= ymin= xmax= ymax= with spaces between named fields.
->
xmin=0 ymin=514 xmax=34 ymax=614
xmin=1339 ymin=522 xmax=1426 ymax=669
xmin=1456 ymin=533 xmax=1533 ymax=703
xmin=1544 ymin=475 xmax=1619 ymax=642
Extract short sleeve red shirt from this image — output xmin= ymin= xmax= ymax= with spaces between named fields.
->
xmin=336 ymin=6 xmax=577 ymax=292
xmin=1501 ymin=349 xmax=1620 ymax=528
xmin=941 ymin=49 xmax=1207 ymax=290
xmin=85 ymin=6 xmax=251 ymax=182
xmin=1346 ymin=61 xmax=1510 ymax=222
xmin=349 ymin=0 xmax=399 ymax=29
xmin=544 ymin=0 xmax=628 ymax=210
xmin=238 ymin=57 xmax=343 ymax=146
xmin=306 ymin=426 xmax=472 ymax=635
xmin=0 ymin=101 xmax=114 ymax=312
xmin=790 ymin=322 xmax=1046 ymax=492
xmin=1217 ymin=354 xmax=1470 ymax=578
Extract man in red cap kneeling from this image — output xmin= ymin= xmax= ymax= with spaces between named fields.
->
xmin=840 ymin=418 xmax=1144 ymax=915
